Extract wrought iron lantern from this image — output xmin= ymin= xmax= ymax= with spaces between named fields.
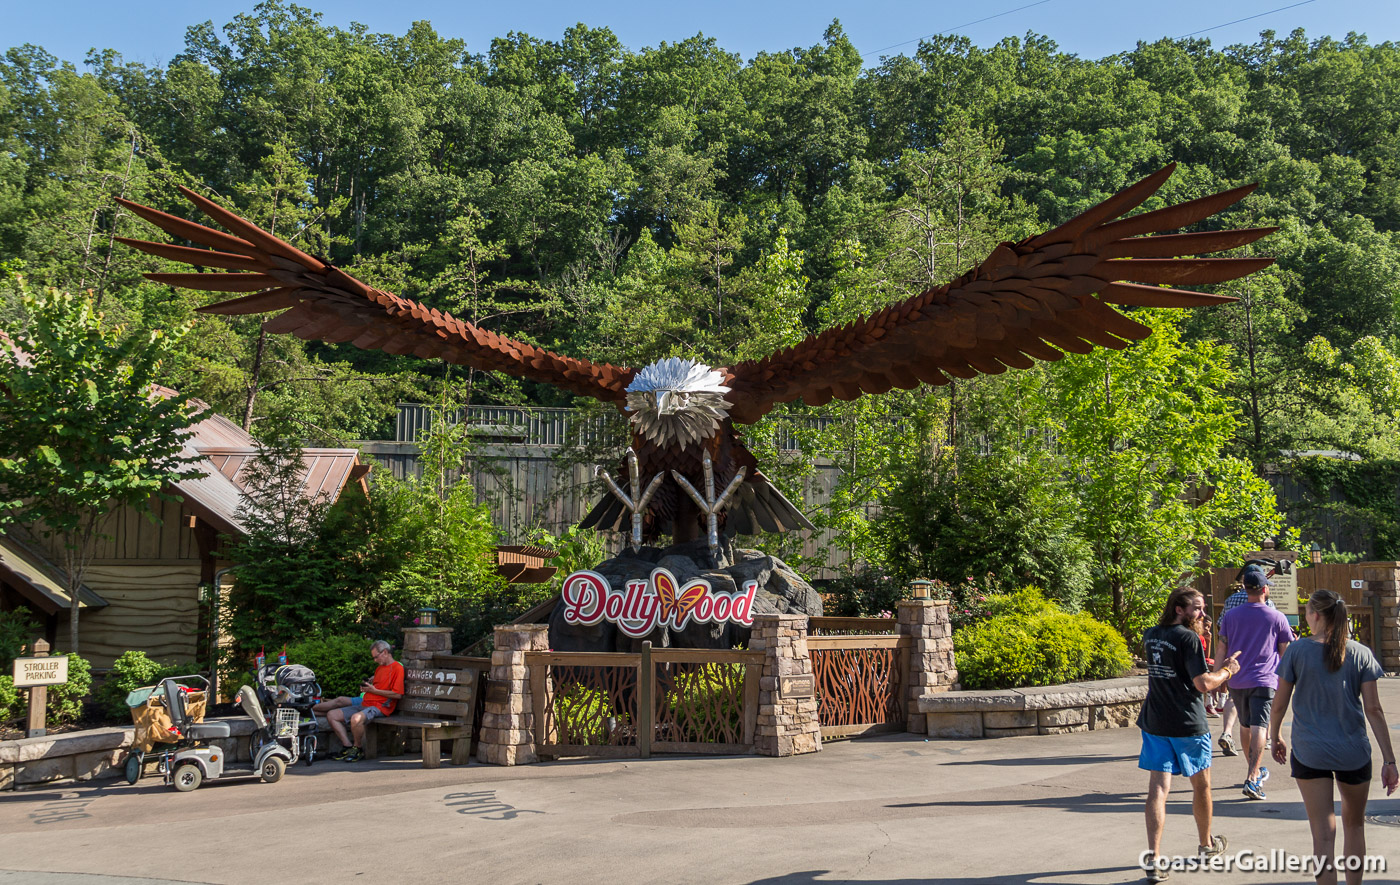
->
xmin=417 ymin=606 xmax=439 ymax=627
xmin=1309 ymin=541 xmax=1322 ymax=566
xmin=908 ymin=579 xmax=933 ymax=600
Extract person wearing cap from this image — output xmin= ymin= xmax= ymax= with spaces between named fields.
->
xmin=1222 ymin=565 xmax=1278 ymax=615
xmin=1216 ymin=564 xmax=1278 ymax=757
xmin=1216 ymin=566 xmax=1291 ymax=799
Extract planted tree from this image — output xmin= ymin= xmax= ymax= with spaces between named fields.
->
xmin=0 ymin=282 xmax=200 ymax=653
xmin=1048 ymin=309 xmax=1290 ymax=638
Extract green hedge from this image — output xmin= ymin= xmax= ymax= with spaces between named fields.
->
xmin=95 ymin=651 xmax=195 ymax=719
xmin=0 ymin=675 xmax=17 ymax=724
xmin=46 ymin=654 xmax=92 ymax=725
xmin=0 ymin=652 xmax=89 ymax=728
xmin=285 ymin=635 xmax=378 ymax=699
xmin=0 ymin=608 xmax=39 ymax=671
xmin=954 ymin=589 xmax=1131 ymax=689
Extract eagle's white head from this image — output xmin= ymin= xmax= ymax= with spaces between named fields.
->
xmin=625 ymin=357 xmax=732 ymax=448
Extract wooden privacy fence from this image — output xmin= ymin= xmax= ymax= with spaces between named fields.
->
xmin=808 ymin=617 xmax=912 ymax=740
xmin=1202 ymin=565 xmax=1383 ymax=654
xmin=526 ymin=644 xmax=763 ymax=759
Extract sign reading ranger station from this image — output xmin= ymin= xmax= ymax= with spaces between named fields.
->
xmin=13 ymin=655 xmax=69 ymax=688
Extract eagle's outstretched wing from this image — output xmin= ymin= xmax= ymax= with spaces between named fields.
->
xmin=725 ymin=164 xmax=1273 ymax=424
xmin=116 ymin=187 xmax=634 ymax=404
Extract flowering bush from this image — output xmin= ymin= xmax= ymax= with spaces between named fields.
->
xmin=817 ymin=568 xmax=905 ymax=616
xmin=938 ymin=573 xmax=1002 ymax=631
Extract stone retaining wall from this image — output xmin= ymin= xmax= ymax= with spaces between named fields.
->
xmin=917 ymin=676 xmax=1147 ymax=739
xmin=0 ymin=717 xmax=345 ymax=790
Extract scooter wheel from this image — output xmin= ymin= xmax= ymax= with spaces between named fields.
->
xmin=172 ymin=763 xmax=203 ymax=792
xmin=260 ymin=756 xmax=286 ymax=784
xmin=123 ymin=753 xmax=141 ymax=785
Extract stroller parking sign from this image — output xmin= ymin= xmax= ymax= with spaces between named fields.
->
xmin=13 ymin=655 xmax=68 ymax=687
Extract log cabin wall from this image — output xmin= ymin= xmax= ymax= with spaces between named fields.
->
xmin=78 ymin=562 xmax=204 ymax=667
xmin=29 ymin=496 xmax=210 ymax=668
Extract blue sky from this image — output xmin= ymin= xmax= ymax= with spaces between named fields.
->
xmin=10 ymin=0 xmax=1398 ymax=68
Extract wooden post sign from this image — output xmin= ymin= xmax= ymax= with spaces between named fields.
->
xmin=14 ymin=639 xmax=64 ymax=738
xmin=13 ymin=654 xmax=68 ymax=687
xmin=1244 ymin=549 xmax=1300 ymax=616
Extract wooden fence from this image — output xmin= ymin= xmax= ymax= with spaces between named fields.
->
xmin=526 ymin=644 xmax=763 ymax=759
xmin=1202 ymin=564 xmax=1383 ymax=654
xmin=807 ymin=617 xmax=911 ymax=740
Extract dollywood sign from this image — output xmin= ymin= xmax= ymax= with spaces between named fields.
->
xmin=560 ymin=568 xmax=758 ymax=637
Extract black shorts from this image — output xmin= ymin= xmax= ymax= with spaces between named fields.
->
xmin=1291 ymin=756 xmax=1373 ymax=786
xmin=1229 ymin=686 xmax=1275 ymax=728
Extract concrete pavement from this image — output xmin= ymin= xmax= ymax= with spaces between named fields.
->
xmin=2 ymin=678 xmax=1398 ymax=885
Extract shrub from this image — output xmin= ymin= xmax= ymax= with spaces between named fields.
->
xmin=285 ymin=634 xmax=378 ymax=699
xmin=981 ymin=586 xmax=1057 ymax=619
xmin=954 ymin=590 xmax=1131 ymax=689
xmin=46 ymin=654 xmax=92 ymax=726
xmin=95 ymin=651 xmax=194 ymax=719
xmin=0 ymin=607 xmax=39 ymax=671
xmin=0 ymin=675 xmax=18 ymax=725
xmin=940 ymin=573 xmax=1005 ymax=631
xmin=818 ymin=568 xmax=905 ymax=617
xmin=877 ymin=444 xmax=1092 ymax=607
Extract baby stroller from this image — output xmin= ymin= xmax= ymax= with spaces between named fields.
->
xmin=252 ymin=662 xmax=322 ymax=766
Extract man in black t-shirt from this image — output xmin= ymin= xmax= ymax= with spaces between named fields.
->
xmin=1138 ymin=587 xmax=1240 ymax=882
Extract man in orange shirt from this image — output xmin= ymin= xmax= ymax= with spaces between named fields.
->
xmin=313 ymin=640 xmax=405 ymax=762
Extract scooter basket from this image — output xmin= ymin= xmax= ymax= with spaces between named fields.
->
xmin=274 ymin=706 xmax=299 ymax=740
xmin=128 ymin=686 xmax=207 ymax=754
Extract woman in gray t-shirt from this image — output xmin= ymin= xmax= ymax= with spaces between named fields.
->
xmin=1268 ymin=590 xmax=1397 ymax=885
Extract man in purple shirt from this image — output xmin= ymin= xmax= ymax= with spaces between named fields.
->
xmin=1215 ymin=567 xmax=1292 ymax=799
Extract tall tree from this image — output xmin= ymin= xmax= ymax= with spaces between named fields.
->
xmin=0 ymin=283 xmax=201 ymax=652
xmin=1049 ymin=309 xmax=1288 ymax=638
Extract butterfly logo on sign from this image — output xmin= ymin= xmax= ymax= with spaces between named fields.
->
xmin=654 ymin=570 xmax=706 ymax=625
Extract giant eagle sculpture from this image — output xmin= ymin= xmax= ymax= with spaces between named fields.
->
xmin=118 ymin=164 xmax=1272 ymax=543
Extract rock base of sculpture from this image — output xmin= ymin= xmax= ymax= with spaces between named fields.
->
xmin=548 ymin=536 xmax=822 ymax=652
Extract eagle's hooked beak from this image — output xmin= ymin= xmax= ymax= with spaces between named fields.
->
xmin=655 ymin=390 xmax=676 ymax=415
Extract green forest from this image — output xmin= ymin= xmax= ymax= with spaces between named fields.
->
xmin=5 ymin=2 xmax=1400 ymax=638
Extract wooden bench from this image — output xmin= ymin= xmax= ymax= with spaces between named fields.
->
xmin=364 ymin=656 xmax=488 ymax=768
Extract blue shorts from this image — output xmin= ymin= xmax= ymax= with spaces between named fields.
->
xmin=343 ymin=697 xmax=386 ymax=721
xmin=1138 ymin=732 xmax=1213 ymax=777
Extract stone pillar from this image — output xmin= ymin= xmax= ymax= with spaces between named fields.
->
xmin=392 ymin=626 xmax=453 ymax=755
xmin=476 ymin=624 xmax=548 ymax=766
xmin=400 ymin=625 xmax=453 ymax=672
xmin=750 ymin=613 xmax=820 ymax=756
xmin=1361 ymin=561 xmax=1400 ymax=672
xmin=898 ymin=600 xmax=957 ymax=735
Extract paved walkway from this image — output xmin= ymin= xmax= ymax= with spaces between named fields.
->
xmin=2 ymin=679 xmax=1398 ymax=885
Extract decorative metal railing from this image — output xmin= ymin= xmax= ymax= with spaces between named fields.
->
xmin=527 ymin=645 xmax=761 ymax=759
xmin=808 ymin=616 xmax=900 ymax=636
xmin=808 ymin=634 xmax=911 ymax=740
